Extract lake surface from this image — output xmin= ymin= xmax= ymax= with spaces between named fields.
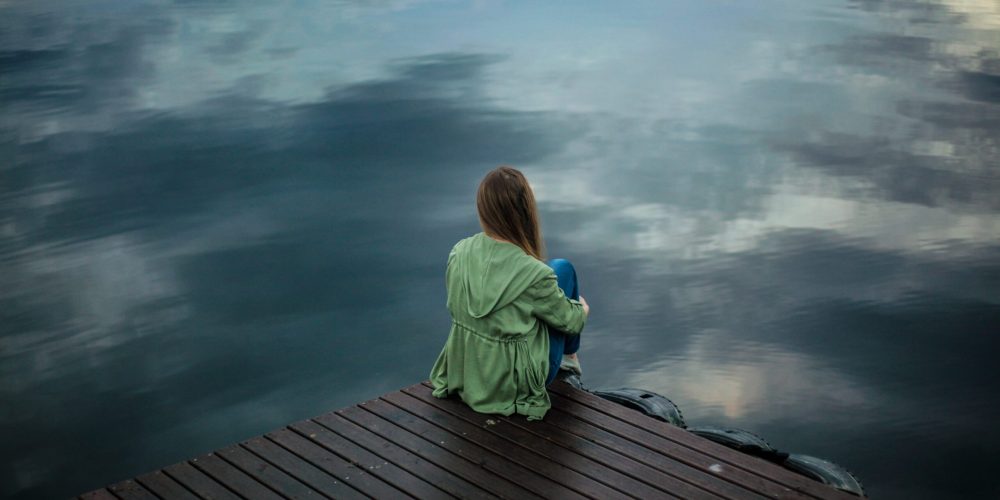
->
xmin=2 ymin=1 xmax=999 ymax=498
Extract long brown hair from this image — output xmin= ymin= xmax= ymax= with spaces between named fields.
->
xmin=476 ymin=165 xmax=545 ymax=260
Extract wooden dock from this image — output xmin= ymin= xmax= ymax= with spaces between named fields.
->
xmin=80 ymin=380 xmax=856 ymax=499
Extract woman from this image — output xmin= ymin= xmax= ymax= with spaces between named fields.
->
xmin=429 ymin=166 xmax=590 ymax=421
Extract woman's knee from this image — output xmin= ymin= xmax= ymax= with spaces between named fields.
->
xmin=547 ymin=258 xmax=575 ymax=278
xmin=547 ymin=258 xmax=578 ymax=298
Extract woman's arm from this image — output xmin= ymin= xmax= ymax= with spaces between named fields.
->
xmin=526 ymin=274 xmax=588 ymax=335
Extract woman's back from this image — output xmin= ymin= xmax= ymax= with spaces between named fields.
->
xmin=446 ymin=233 xmax=553 ymax=338
xmin=429 ymin=166 xmax=588 ymax=421
xmin=430 ymin=232 xmax=586 ymax=420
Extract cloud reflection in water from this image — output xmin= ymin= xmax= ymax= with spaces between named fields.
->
xmin=1 ymin=0 xmax=998 ymax=498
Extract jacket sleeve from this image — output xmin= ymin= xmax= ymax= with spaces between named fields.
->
xmin=526 ymin=273 xmax=586 ymax=335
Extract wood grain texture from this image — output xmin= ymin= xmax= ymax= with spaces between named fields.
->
xmin=78 ymin=380 xmax=855 ymax=500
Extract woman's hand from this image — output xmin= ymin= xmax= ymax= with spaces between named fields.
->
xmin=579 ymin=296 xmax=590 ymax=317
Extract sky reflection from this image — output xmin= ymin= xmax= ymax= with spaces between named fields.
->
xmin=2 ymin=0 xmax=999 ymax=498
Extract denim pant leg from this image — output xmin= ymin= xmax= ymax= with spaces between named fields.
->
xmin=546 ymin=258 xmax=581 ymax=385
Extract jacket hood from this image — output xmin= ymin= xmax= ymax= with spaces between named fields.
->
xmin=451 ymin=233 xmax=551 ymax=318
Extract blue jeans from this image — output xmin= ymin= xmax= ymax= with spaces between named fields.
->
xmin=545 ymin=258 xmax=581 ymax=385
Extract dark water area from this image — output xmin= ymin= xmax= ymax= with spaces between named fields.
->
xmin=2 ymin=1 xmax=999 ymax=498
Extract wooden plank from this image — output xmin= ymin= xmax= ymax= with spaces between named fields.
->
xmin=369 ymin=395 xmax=587 ymax=500
xmin=547 ymin=381 xmax=855 ymax=500
xmin=496 ymin=404 xmax=730 ymax=499
xmin=245 ymin=434 xmax=373 ymax=499
xmin=190 ymin=453 xmax=282 ymax=499
xmin=79 ymin=489 xmax=117 ymax=500
xmin=216 ymin=445 xmax=321 ymax=499
xmin=547 ymin=392 xmax=811 ymax=500
xmin=544 ymin=404 xmax=773 ymax=499
xmin=135 ymin=470 xmax=199 ymax=500
xmin=78 ymin=381 xmax=859 ymax=500
xmin=107 ymin=479 xmax=158 ymax=500
xmin=403 ymin=383 xmax=673 ymax=499
xmin=289 ymin=419 xmax=448 ymax=499
xmin=163 ymin=461 xmax=239 ymax=500
xmin=339 ymin=401 xmax=539 ymax=499
xmin=311 ymin=411 xmax=496 ymax=499
xmin=383 ymin=390 xmax=617 ymax=500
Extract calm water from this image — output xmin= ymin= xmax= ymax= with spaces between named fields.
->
xmin=2 ymin=1 xmax=999 ymax=498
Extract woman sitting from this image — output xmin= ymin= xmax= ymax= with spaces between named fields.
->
xmin=429 ymin=165 xmax=590 ymax=421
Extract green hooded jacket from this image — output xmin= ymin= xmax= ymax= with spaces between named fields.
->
xmin=429 ymin=232 xmax=587 ymax=420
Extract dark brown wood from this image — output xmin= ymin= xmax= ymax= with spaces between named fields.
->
xmin=383 ymin=390 xmax=615 ymax=499
xmin=497 ymin=402 xmax=731 ymax=499
xmin=190 ymin=453 xmax=282 ymax=499
xmin=244 ymin=434 xmax=373 ymax=499
xmin=106 ymin=479 xmax=158 ymax=500
xmin=404 ymin=383 xmax=669 ymax=499
xmin=79 ymin=380 xmax=855 ymax=500
xmin=547 ymin=381 xmax=856 ymax=500
xmin=289 ymin=419 xmax=448 ymax=499
xmin=79 ymin=488 xmax=118 ymax=500
xmin=216 ymin=444 xmax=320 ymax=499
xmin=162 ymin=461 xmax=239 ymax=500
xmin=547 ymin=391 xmax=810 ymax=500
xmin=312 ymin=411 xmax=496 ymax=499
xmin=369 ymin=395 xmax=587 ymax=500
xmin=339 ymin=402 xmax=539 ymax=499
xmin=135 ymin=470 xmax=198 ymax=500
